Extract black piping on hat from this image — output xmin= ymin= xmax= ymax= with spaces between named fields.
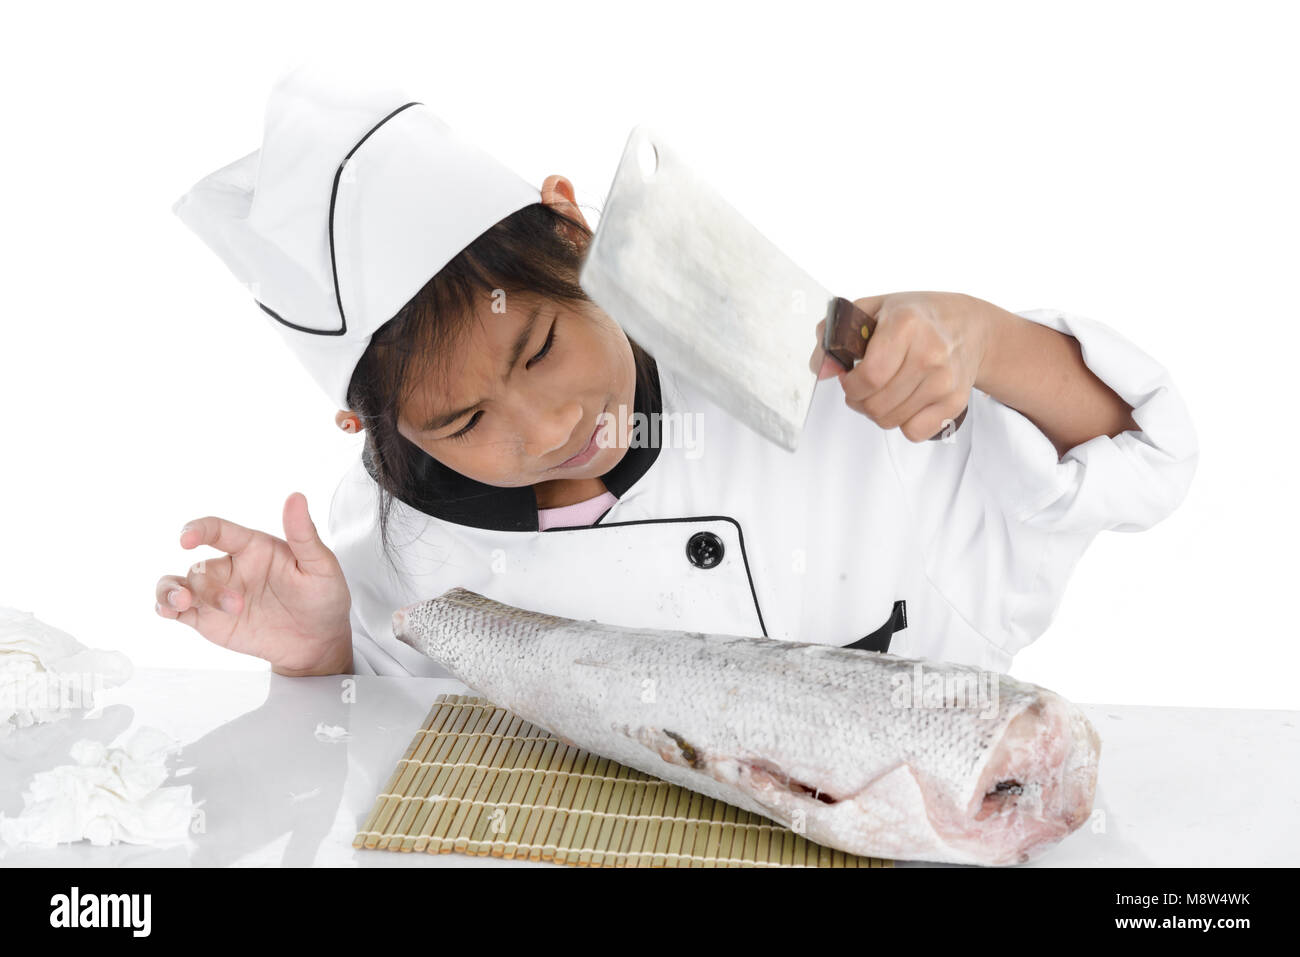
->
xmin=255 ymin=100 xmax=425 ymax=336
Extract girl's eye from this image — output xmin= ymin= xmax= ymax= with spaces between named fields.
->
xmin=447 ymin=318 xmax=558 ymax=443
xmin=527 ymin=320 xmax=558 ymax=368
xmin=448 ymin=410 xmax=483 ymax=442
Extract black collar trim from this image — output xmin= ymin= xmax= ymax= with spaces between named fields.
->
xmin=363 ymin=354 xmax=663 ymax=532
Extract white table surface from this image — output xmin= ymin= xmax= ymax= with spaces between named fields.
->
xmin=1 ymin=668 xmax=1296 ymax=867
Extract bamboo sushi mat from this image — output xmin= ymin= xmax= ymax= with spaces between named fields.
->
xmin=353 ymin=694 xmax=892 ymax=867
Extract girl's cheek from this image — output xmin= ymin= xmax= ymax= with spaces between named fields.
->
xmin=479 ymin=433 xmax=531 ymax=484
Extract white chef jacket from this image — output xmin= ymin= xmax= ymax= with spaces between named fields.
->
xmin=326 ymin=308 xmax=1198 ymax=678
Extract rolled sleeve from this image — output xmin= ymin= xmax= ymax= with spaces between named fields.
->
xmin=969 ymin=308 xmax=1199 ymax=534
xmin=896 ymin=307 xmax=1198 ymax=658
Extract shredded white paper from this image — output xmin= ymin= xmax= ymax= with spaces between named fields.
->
xmin=0 ymin=726 xmax=196 ymax=849
xmin=0 ymin=606 xmax=133 ymax=735
xmin=314 ymin=722 xmax=351 ymax=742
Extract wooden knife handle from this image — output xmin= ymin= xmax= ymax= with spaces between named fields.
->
xmin=822 ymin=296 xmax=968 ymax=442
xmin=823 ymin=296 xmax=876 ymax=368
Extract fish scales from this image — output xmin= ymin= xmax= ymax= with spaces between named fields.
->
xmin=394 ymin=588 xmax=1101 ymax=866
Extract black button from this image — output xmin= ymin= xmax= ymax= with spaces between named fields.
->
xmin=686 ymin=531 xmax=724 ymax=569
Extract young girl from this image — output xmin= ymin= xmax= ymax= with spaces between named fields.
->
xmin=157 ymin=66 xmax=1197 ymax=678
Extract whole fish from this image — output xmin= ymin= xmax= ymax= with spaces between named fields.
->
xmin=393 ymin=588 xmax=1101 ymax=866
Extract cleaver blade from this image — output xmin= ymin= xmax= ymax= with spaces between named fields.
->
xmin=578 ymin=125 xmax=839 ymax=453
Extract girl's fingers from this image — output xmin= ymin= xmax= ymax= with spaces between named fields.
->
xmin=180 ymin=516 xmax=257 ymax=557
xmin=184 ymin=557 xmax=243 ymax=615
xmin=154 ymin=556 xmax=240 ymax=618
xmin=852 ymin=347 xmax=927 ymax=423
xmin=169 ymin=516 xmax=255 ymax=623
xmin=816 ymin=355 xmax=844 ymax=381
xmin=808 ymin=319 xmax=828 ymax=375
xmin=811 ymin=318 xmax=861 ymax=380
xmin=155 ymin=575 xmax=192 ymax=614
xmin=281 ymin=492 xmax=338 ymax=577
xmin=875 ymin=372 xmax=946 ymax=432
xmin=840 ymin=322 xmax=910 ymax=404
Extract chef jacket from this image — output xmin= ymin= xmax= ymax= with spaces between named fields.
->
xmin=327 ymin=307 xmax=1198 ymax=677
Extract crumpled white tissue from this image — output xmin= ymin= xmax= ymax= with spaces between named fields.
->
xmin=0 ymin=606 xmax=133 ymax=735
xmin=0 ymin=726 xmax=195 ymax=848
xmin=314 ymin=722 xmax=350 ymax=742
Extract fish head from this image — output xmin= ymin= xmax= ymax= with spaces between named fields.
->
xmin=392 ymin=604 xmax=424 ymax=653
xmin=392 ymin=587 xmax=490 ymax=660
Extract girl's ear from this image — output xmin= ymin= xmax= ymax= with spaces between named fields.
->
xmin=540 ymin=174 xmax=590 ymax=242
xmin=335 ymin=410 xmax=364 ymax=434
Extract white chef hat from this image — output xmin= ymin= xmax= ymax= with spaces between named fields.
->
xmin=172 ymin=63 xmax=540 ymax=410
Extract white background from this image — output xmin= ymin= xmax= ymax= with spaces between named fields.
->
xmin=0 ymin=0 xmax=1294 ymax=709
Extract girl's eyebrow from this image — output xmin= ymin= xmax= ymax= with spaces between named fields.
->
xmin=421 ymin=303 xmax=550 ymax=432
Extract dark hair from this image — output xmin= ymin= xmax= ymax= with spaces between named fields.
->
xmin=345 ymin=201 xmax=659 ymax=572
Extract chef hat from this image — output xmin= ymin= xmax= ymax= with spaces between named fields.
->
xmin=172 ymin=63 xmax=540 ymax=410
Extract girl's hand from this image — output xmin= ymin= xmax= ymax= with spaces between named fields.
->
xmin=810 ymin=291 xmax=993 ymax=442
xmin=154 ymin=492 xmax=353 ymax=675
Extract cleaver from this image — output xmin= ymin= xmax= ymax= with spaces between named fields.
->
xmin=578 ymin=125 xmax=965 ymax=452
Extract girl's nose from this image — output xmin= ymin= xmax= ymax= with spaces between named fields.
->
xmin=528 ymin=401 xmax=585 ymax=460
